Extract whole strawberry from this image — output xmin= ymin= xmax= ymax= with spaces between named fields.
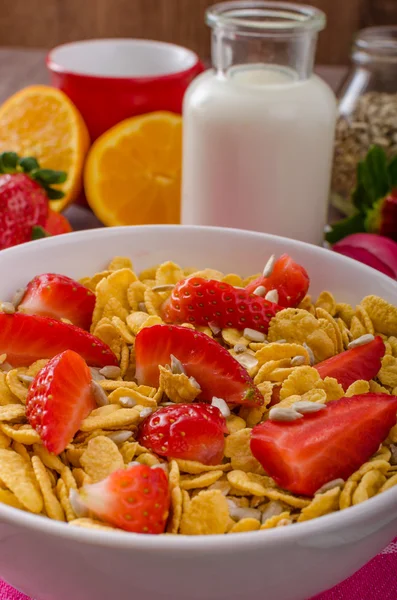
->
xmin=0 ymin=152 xmax=67 ymax=250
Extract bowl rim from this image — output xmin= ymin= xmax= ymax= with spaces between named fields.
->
xmin=46 ymin=38 xmax=203 ymax=82
xmin=0 ymin=224 xmax=396 ymax=551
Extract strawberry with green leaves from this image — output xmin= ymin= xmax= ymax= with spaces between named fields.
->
xmin=327 ymin=146 xmax=397 ymax=244
xmin=0 ymin=151 xmax=68 ymax=249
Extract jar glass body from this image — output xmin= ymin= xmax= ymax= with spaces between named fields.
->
xmin=332 ymin=26 xmax=397 ymax=216
xmin=181 ymin=1 xmax=337 ymax=245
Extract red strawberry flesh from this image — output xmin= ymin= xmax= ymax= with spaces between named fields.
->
xmin=245 ymin=254 xmax=310 ymax=308
xmin=79 ymin=464 xmax=170 ymax=534
xmin=250 ymin=393 xmax=397 ymax=496
xmin=135 ymin=324 xmax=263 ymax=406
xmin=138 ymin=403 xmax=227 ymax=465
xmin=161 ymin=278 xmax=281 ymax=333
xmin=0 ymin=313 xmax=118 ymax=367
xmin=315 ymin=336 xmax=385 ymax=391
xmin=26 ymin=350 xmax=96 ymax=455
xmin=19 ymin=273 xmax=95 ymax=330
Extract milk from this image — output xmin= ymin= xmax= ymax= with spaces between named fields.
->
xmin=182 ymin=65 xmax=336 ymax=245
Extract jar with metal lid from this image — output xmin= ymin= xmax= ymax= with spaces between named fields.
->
xmin=332 ymin=26 xmax=397 ymax=215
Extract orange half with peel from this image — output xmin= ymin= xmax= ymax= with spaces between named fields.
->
xmin=84 ymin=111 xmax=182 ymax=226
xmin=0 ymin=85 xmax=90 ymax=212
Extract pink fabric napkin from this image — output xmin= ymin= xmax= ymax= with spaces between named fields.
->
xmin=1 ymin=539 xmax=397 ymax=599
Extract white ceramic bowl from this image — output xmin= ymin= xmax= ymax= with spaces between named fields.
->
xmin=1 ymin=225 xmax=397 ymax=600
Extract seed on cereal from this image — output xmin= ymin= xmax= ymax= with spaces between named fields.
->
xmin=17 ymin=373 xmax=34 ymax=384
xmin=99 ymin=365 xmax=121 ymax=379
xmin=227 ymin=499 xmax=261 ymax=522
xmin=291 ymin=355 xmax=306 ymax=367
xmin=0 ymin=313 xmax=118 ymax=368
xmin=348 ymin=334 xmax=375 ymax=349
xmin=139 ymin=407 xmax=153 ymax=419
xmin=91 ymin=380 xmax=109 ymax=407
xmin=303 ymin=343 xmax=315 ymax=365
xmin=262 ymin=254 xmax=276 ymax=277
xmin=11 ymin=287 xmax=26 ymax=308
xmin=119 ymin=396 xmax=137 ymax=408
xmin=138 ymin=403 xmax=227 ymax=465
xmin=152 ymin=284 xmax=176 ymax=292
xmin=69 ymin=488 xmax=89 ymax=518
xmin=135 ymin=324 xmax=263 ymax=406
xmin=253 ymin=286 xmax=266 ymax=297
xmin=211 ymin=396 xmax=231 ymax=418
xmin=234 ymin=343 xmax=247 ymax=354
xmin=251 ymin=393 xmax=397 ymax=496
xmin=161 ymin=278 xmax=281 ymax=333
xmin=245 ymin=255 xmax=310 ymax=308
xmin=170 ymin=354 xmax=186 ymax=375
xmin=243 ymin=328 xmax=265 ymax=343
xmin=269 ymin=407 xmax=303 ymax=422
xmin=0 ymin=302 xmax=15 ymax=314
xmin=138 ymin=302 xmax=147 ymax=312
xmin=292 ymin=401 xmax=326 ymax=415
xmin=208 ymin=321 xmax=221 ymax=335
xmin=18 ymin=273 xmax=95 ymax=330
xmin=315 ymin=335 xmax=385 ymax=391
xmin=26 ymin=350 xmax=96 ymax=455
xmin=234 ymin=353 xmax=259 ymax=371
xmin=89 ymin=367 xmax=106 ymax=382
xmin=264 ymin=290 xmax=279 ymax=304
xmin=78 ymin=463 xmax=170 ymax=533
xmin=106 ymin=431 xmax=133 ymax=445
xmin=314 ymin=478 xmax=345 ymax=495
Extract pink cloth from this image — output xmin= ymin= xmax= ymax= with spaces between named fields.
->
xmin=1 ymin=539 xmax=397 ymax=600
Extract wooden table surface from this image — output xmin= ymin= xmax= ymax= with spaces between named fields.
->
xmin=0 ymin=47 xmax=348 ymax=229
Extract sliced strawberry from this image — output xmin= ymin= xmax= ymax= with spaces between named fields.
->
xmin=135 ymin=324 xmax=263 ymax=406
xmin=250 ymin=393 xmax=397 ymax=496
xmin=138 ymin=403 xmax=227 ymax=465
xmin=161 ymin=278 xmax=281 ymax=333
xmin=26 ymin=350 xmax=95 ymax=455
xmin=0 ymin=313 xmax=118 ymax=368
xmin=315 ymin=336 xmax=385 ymax=391
xmin=18 ymin=273 xmax=95 ymax=330
xmin=245 ymin=254 xmax=310 ymax=308
xmin=78 ymin=464 xmax=170 ymax=533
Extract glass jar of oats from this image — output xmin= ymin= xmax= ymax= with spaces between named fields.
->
xmin=332 ymin=26 xmax=397 ymax=216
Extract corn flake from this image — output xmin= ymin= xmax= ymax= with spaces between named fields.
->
xmin=298 ymin=488 xmax=340 ymax=522
xmin=361 ymin=296 xmax=397 ymax=337
xmin=80 ymin=407 xmax=141 ymax=432
xmin=0 ymin=449 xmax=43 ymax=513
xmin=345 ymin=380 xmax=370 ymax=397
xmin=352 ymin=470 xmax=386 ymax=504
xmin=315 ymin=291 xmax=337 ymax=316
xmin=158 ymin=366 xmax=201 ymax=403
xmin=260 ymin=511 xmax=291 ymax=529
xmin=175 ymin=459 xmax=231 ymax=475
xmin=378 ymin=355 xmax=397 ymax=388
xmin=31 ymin=456 xmax=64 ymax=521
xmin=280 ymin=367 xmax=321 ymax=400
xmin=81 ymin=436 xmax=124 ymax=482
xmin=180 ymin=470 xmax=224 ymax=490
xmin=180 ymin=490 xmax=229 ymax=535
xmin=224 ymin=429 xmax=264 ymax=474
xmin=228 ymin=518 xmax=261 ymax=533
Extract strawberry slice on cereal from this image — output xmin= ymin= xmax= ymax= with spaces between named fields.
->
xmin=138 ymin=403 xmax=227 ymax=465
xmin=0 ymin=313 xmax=118 ymax=367
xmin=18 ymin=273 xmax=95 ymax=330
xmin=250 ymin=393 xmax=397 ymax=496
xmin=26 ymin=350 xmax=96 ymax=455
xmin=135 ymin=324 xmax=263 ymax=406
xmin=77 ymin=463 xmax=170 ymax=533
xmin=245 ymin=254 xmax=310 ymax=308
xmin=315 ymin=335 xmax=385 ymax=391
xmin=161 ymin=277 xmax=282 ymax=332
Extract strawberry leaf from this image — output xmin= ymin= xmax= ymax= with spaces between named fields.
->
xmin=31 ymin=226 xmax=51 ymax=240
xmin=19 ymin=157 xmax=40 ymax=173
xmin=325 ymin=212 xmax=366 ymax=245
xmin=33 ymin=169 xmax=67 ymax=185
xmin=45 ymin=187 xmax=65 ymax=200
xmin=352 ymin=146 xmax=390 ymax=212
xmin=388 ymin=155 xmax=397 ymax=188
xmin=0 ymin=152 xmax=19 ymax=172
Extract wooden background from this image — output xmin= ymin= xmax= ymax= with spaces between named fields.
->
xmin=0 ymin=0 xmax=396 ymax=65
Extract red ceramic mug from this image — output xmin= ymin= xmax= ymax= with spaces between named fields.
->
xmin=47 ymin=39 xmax=204 ymax=141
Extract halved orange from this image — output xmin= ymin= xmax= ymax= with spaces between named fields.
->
xmin=0 ymin=85 xmax=90 ymax=211
xmin=84 ymin=111 xmax=182 ymax=226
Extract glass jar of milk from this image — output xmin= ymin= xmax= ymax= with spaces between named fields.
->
xmin=181 ymin=1 xmax=337 ymax=245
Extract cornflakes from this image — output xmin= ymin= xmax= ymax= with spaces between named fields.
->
xmin=2 ymin=256 xmax=397 ymax=539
